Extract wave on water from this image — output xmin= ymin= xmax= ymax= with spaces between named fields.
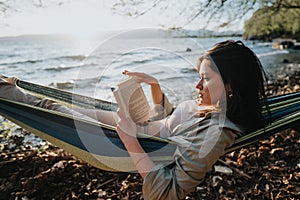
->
xmin=180 ymin=68 xmax=197 ymax=74
xmin=162 ymin=76 xmax=192 ymax=82
xmin=59 ymin=55 xmax=87 ymax=61
xmin=257 ymin=50 xmax=289 ymax=58
xmin=0 ymin=54 xmax=20 ymax=59
xmin=0 ymin=54 xmax=87 ymax=66
xmin=256 ymin=42 xmax=272 ymax=47
xmin=49 ymin=76 xmax=111 ymax=90
xmin=49 ymin=80 xmax=74 ymax=90
xmin=0 ymin=59 xmax=44 ymax=66
xmin=45 ymin=64 xmax=85 ymax=72
xmin=131 ymin=59 xmax=152 ymax=64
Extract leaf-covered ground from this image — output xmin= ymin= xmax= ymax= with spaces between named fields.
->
xmin=0 ymin=128 xmax=299 ymax=199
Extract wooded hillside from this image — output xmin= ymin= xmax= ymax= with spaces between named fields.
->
xmin=243 ymin=1 xmax=300 ymax=41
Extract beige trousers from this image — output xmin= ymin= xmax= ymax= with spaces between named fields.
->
xmin=0 ymin=77 xmax=95 ymax=121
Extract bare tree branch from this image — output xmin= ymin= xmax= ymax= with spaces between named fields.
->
xmin=33 ymin=0 xmax=43 ymax=7
xmin=111 ymin=0 xmax=299 ymax=29
xmin=134 ymin=0 xmax=161 ymax=17
xmin=0 ymin=0 xmax=16 ymax=17
xmin=0 ymin=0 xmax=65 ymax=17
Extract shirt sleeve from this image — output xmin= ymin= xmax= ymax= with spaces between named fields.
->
xmin=159 ymin=100 xmax=199 ymax=138
xmin=142 ymin=121 xmax=236 ymax=200
xmin=150 ymin=93 xmax=174 ymax=121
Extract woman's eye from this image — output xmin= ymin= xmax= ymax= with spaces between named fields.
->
xmin=199 ymin=75 xmax=209 ymax=81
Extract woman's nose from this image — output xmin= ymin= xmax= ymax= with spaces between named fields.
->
xmin=195 ymin=79 xmax=203 ymax=90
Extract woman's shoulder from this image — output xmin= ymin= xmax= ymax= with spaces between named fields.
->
xmin=176 ymin=100 xmax=198 ymax=112
xmin=178 ymin=99 xmax=198 ymax=106
xmin=171 ymin=111 xmax=243 ymax=136
xmin=171 ymin=100 xmax=199 ymax=122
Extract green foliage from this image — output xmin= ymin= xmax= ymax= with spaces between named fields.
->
xmin=244 ymin=1 xmax=300 ymax=40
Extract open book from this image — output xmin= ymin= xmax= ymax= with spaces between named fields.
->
xmin=112 ymin=77 xmax=150 ymax=124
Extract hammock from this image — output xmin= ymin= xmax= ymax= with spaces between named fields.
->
xmin=0 ymin=79 xmax=299 ymax=172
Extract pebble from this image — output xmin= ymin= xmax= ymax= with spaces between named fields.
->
xmin=214 ymin=165 xmax=233 ymax=174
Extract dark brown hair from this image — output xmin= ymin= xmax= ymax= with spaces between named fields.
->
xmin=198 ymin=40 xmax=270 ymax=133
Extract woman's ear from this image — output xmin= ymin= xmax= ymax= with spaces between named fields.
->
xmin=225 ymin=84 xmax=233 ymax=97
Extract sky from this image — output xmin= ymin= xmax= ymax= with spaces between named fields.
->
xmin=0 ymin=0 xmax=160 ymax=37
xmin=0 ymin=0 xmax=247 ymax=38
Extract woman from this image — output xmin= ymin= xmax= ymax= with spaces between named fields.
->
xmin=116 ymin=40 xmax=270 ymax=199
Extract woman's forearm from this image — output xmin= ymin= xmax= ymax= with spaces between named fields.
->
xmin=150 ymin=83 xmax=163 ymax=104
xmin=121 ymin=138 xmax=155 ymax=179
xmin=116 ymin=112 xmax=156 ymax=179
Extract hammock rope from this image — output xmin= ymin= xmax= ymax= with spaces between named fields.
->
xmin=17 ymin=79 xmax=118 ymax=111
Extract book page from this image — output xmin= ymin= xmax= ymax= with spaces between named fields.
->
xmin=112 ymin=77 xmax=150 ymax=124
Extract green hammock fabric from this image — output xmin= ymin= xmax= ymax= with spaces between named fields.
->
xmin=0 ymin=79 xmax=299 ymax=172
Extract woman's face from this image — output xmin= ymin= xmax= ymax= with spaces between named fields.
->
xmin=195 ymin=59 xmax=226 ymax=106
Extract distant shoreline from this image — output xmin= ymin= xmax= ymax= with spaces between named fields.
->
xmin=0 ymin=27 xmax=299 ymax=42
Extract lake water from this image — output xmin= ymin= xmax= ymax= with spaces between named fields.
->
xmin=0 ymin=31 xmax=298 ymax=105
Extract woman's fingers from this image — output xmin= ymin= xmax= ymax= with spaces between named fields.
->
xmin=122 ymin=69 xmax=128 ymax=75
xmin=122 ymin=70 xmax=138 ymax=76
xmin=123 ymin=70 xmax=143 ymax=77
xmin=122 ymin=70 xmax=158 ymax=85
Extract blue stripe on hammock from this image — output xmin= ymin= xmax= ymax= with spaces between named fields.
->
xmin=266 ymin=91 xmax=300 ymax=104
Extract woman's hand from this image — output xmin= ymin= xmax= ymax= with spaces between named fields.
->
xmin=116 ymin=110 xmax=138 ymax=143
xmin=122 ymin=70 xmax=159 ymax=85
xmin=122 ymin=70 xmax=163 ymax=104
